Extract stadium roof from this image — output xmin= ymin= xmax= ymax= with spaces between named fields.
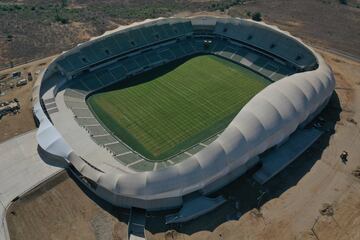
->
xmin=33 ymin=16 xmax=335 ymax=210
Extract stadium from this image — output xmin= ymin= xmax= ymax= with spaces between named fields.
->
xmin=32 ymin=16 xmax=335 ymax=215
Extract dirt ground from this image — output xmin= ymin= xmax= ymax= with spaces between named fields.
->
xmin=143 ymin=50 xmax=360 ymax=240
xmin=6 ymin=171 xmax=129 ymax=240
xmin=1 ymin=0 xmax=359 ymax=67
xmin=2 ymin=1 xmax=360 ymax=239
xmin=0 ymin=56 xmax=55 ymax=143
xmin=5 ymin=50 xmax=360 ymax=240
xmin=1 ymin=0 xmax=359 ymax=144
xmin=229 ymin=0 xmax=360 ymax=57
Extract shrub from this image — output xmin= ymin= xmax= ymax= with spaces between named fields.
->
xmin=55 ymin=15 xmax=69 ymax=24
xmin=252 ymin=12 xmax=262 ymax=21
xmin=339 ymin=0 xmax=348 ymax=5
xmin=7 ymin=35 xmax=13 ymax=41
xmin=62 ymin=0 xmax=69 ymax=8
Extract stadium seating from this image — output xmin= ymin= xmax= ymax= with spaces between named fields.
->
xmin=65 ymin=54 xmax=88 ymax=71
xmin=140 ymin=26 xmax=156 ymax=42
xmin=76 ymin=117 xmax=99 ymax=126
xmin=169 ymin=153 xmax=189 ymax=164
xmin=179 ymin=41 xmax=196 ymax=55
xmin=80 ymin=46 xmax=103 ymax=64
xmin=218 ymin=46 xmax=237 ymax=59
xmin=89 ymin=41 xmax=113 ymax=60
xmin=133 ymin=54 xmax=149 ymax=68
xmin=182 ymin=21 xmax=193 ymax=34
xmin=191 ymin=39 xmax=205 ymax=52
xmin=121 ymin=58 xmax=140 ymax=73
xmin=72 ymin=108 xmax=94 ymax=118
xmin=144 ymin=51 xmax=162 ymax=64
xmin=96 ymin=70 xmax=117 ymax=86
xmin=128 ymin=29 xmax=148 ymax=47
xmin=250 ymin=56 xmax=268 ymax=71
xmin=56 ymin=20 xmax=194 ymax=74
xmin=169 ymin=45 xmax=186 ymax=58
xmin=101 ymin=37 xmax=123 ymax=56
xmin=82 ymin=75 xmax=103 ymax=91
xmin=114 ymin=33 xmax=132 ymax=52
xmin=35 ymin=17 xmax=337 ymax=212
xmin=86 ymin=125 xmax=108 ymax=136
xmin=115 ymin=153 xmax=142 ymax=165
xmin=157 ymin=49 xmax=176 ymax=62
xmin=210 ymin=40 xmax=226 ymax=54
xmin=59 ymin=18 xmax=313 ymax=174
xmin=106 ymin=142 xmax=130 ymax=155
xmin=187 ymin=144 xmax=205 ymax=155
xmin=213 ymin=21 xmax=316 ymax=68
xmin=57 ymin=58 xmax=75 ymax=72
xmin=56 ymin=17 xmax=314 ymax=83
xmin=130 ymin=160 xmax=155 ymax=172
xmin=62 ymin=32 xmax=297 ymax=107
xmin=110 ymin=65 xmax=128 ymax=80
xmin=64 ymin=88 xmax=86 ymax=99
xmin=158 ymin=24 xmax=173 ymax=40
xmin=65 ymin=101 xmax=88 ymax=110
xmin=68 ymin=80 xmax=90 ymax=94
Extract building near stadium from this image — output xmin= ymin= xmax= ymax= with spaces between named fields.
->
xmin=32 ymin=16 xmax=335 ymax=212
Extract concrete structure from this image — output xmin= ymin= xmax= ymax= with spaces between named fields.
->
xmin=165 ymin=196 xmax=226 ymax=224
xmin=0 ymin=130 xmax=62 ymax=240
xmin=33 ymin=17 xmax=335 ymax=211
xmin=253 ymin=128 xmax=323 ymax=184
xmin=128 ymin=208 xmax=146 ymax=240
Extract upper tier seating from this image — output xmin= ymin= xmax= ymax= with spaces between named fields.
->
xmin=213 ymin=21 xmax=316 ymax=68
xmin=96 ymin=70 xmax=117 ymax=86
xmin=56 ymin=20 xmax=193 ymax=74
xmin=56 ymin=18 xmax=316 ymax=76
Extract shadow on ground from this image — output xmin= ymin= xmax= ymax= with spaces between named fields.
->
xmin=35 ymin=91 xmax=341 ymax=236
xmin=145 ymin=91 xmax=341 ymax=235
xmin=65 ymin=168 xmax=131 ymax=224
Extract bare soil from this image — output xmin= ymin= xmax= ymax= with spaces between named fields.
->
xmin=5 ymin=50 xmax=360 ymax=240
xmin=3 ymin=1 xmax=360 ymax=239
xmin=229 ymin=0 xmax=360 ymax=57
xmin=0 ymin=56 xmax=54 ymax=143
xmin=6 ymin=171 xmax=129 ymax=240
xmin=146 ymin=49 xmax=360 ymax=240
xmin=1 ymin=0 xmax=359 ymax=69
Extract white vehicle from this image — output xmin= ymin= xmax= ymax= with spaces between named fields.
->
xmin=16 ymin=79 xmax=28 ymax=87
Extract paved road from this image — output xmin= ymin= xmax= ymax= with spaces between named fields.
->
xmin=0 ymin=130 xmax=62 ymax=240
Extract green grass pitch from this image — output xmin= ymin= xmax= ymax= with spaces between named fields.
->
xmin=87 ymin=54 xmax=270 ymax=160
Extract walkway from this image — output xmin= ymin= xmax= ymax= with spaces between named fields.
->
xmin=0 ymin=130 xmax=62 ymax=240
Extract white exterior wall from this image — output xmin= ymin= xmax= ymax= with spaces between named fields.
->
xmin=33 ymin=17 xmax=335 ymax=210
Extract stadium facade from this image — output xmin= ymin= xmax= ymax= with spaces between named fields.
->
xmin=32 ymin=16 xmax=335 ymax=210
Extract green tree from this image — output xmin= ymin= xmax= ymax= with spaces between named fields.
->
xmin=252 ymin=12 xmax=262 ymax=21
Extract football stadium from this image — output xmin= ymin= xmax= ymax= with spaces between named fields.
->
xmin=32 ymin=16 xmax=335 ymax=216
